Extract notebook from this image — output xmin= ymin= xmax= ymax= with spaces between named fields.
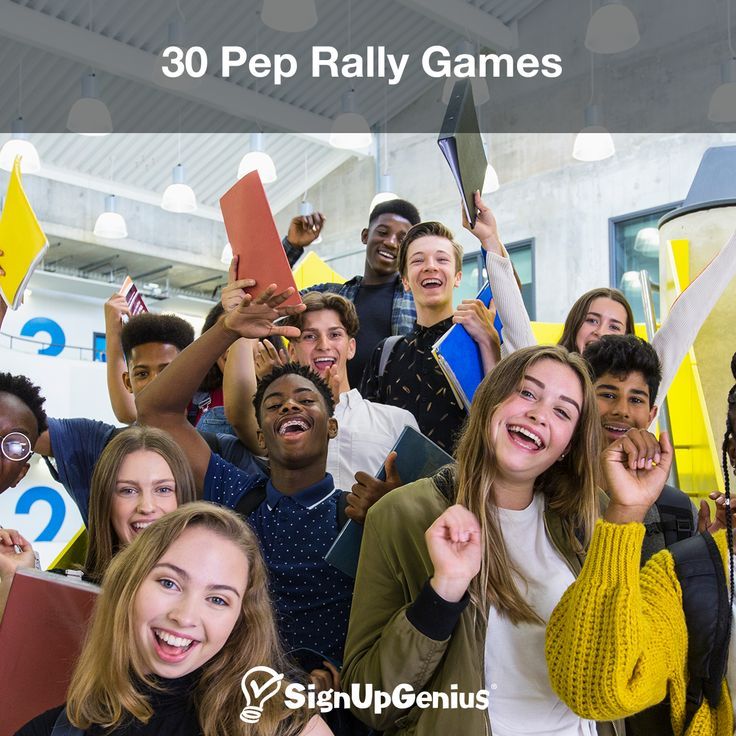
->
xmin=324 ymin=426 xmax=454 ymax=578
xmin=437 ymin=79 xmax=488 ymax=228
xmin=0 ymin=568 xmax=99 ymax=734
xmin=220 ymin=171 xmax=301 ymax=307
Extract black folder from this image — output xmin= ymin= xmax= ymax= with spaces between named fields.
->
xmin=437 ymin=79 xmax=488 ymax=228
xmin=324 ymin=427 xmax=454 ymax=579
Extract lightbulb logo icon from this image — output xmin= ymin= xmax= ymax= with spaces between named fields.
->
xmin=240 ymin=666 xmax=285 ymax=723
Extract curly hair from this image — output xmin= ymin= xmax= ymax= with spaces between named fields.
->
xmin=0 ymin=372 xmax=47 ymax=435
xmin=120 ymin=313 xmax=194 ymax=361
xmin=583 ymin=335 xmax=661 ymax=408
xmin=368 ymin=198 xmax=421 ymax=227
xmin=253 ymin=362 xmax=335 ymax=426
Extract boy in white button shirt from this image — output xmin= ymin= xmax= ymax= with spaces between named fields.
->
xmin=222 ymin=275 xmax=419 ymax=521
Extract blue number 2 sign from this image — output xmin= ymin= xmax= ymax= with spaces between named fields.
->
xmin=20 ymin=317 xmax=66 ymax=357
xmin=15 ymin=486 xmax=66 ymax=541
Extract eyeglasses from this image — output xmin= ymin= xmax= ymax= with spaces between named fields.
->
xmin=1 ymin=432 xmax=33 ymax=462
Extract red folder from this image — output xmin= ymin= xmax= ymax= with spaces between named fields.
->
xmin=0 ymin=569 xmax=99 ymax=735
xmin=219 ymin=171 xmax=302 ymax=307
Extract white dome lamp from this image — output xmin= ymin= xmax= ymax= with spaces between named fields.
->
xmin=238 ymin=132 xmax=277 ymax=183
xmin=161 ymin=163 xmax=197 ymax=213
xmin=481 ymin=138 xmax=499 ymax=194
xmin=329 ymin=91 xmax=373 ymax=150
xmin=261 ymin=0 xmax=317 ymax=32
xmin=369 ymin=173 xmax=398 ymax=212
xmin=585 ymin=0 xmax=640 ymax=54
xmin=573 ymin=104 xmax=615 ymax=161
xmin=67 ymin=72 xmax=113 ymax=136
xmin=94 ymin=195 xmax=128 ymax=239
xmin=0 ymin=117 xmax=41 ymax=174
xmin=441 ymin=42 xmax=490 ymax=106
xmin=709 ymin=59 xmax=736 ymax=123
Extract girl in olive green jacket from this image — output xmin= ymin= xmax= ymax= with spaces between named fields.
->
xmin=343 ymin=345 xmax=618 ymax=736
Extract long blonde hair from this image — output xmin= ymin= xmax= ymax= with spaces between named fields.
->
xmin=454 ymin=345 xmax=601 ymax=625
xmin=67 ymin=503 xmax=311 ymax=736
xmin=85 ymin=426 xmax=197 ymax=583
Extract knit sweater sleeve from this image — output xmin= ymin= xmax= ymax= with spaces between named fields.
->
xmin=546 ymin=520 xmax=688 ymax=723
xmin=651 ymin=228 xmax=736 ymax=407
xmin=485 ymin=250 xmax=537 ymax=356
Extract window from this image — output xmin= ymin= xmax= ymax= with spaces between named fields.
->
xmin=456 ymin=241 xmax=536 ymax=320
xmin=93 ymin=332 xmax=107 ymax=363
xmin=507 ymin=239 xmax=535 ymax=321
xmin=610 ymin=203 xmax=680 ymax=323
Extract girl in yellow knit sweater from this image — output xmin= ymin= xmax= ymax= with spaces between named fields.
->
xmin=546 ymin=378 xmax=736 ymax=736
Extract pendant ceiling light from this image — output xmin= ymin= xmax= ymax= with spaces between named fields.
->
xmin=573 ymin=104 xmax=615 ymax=161
xmin=261 ymin=0 xmax=317 ymax=32
xmin=330 ymin=91 xmax=373 ymax=150
xmin=585 ymin=0 xmax=640 ymax=54
xmin=67 ymin=72 xmax=113 ymax=136
xmin=161 ymin=163 xmax=197 ymax=213
xmin=238 ymin=132 xmax=277 ymax=183
xmin=0 ymin=117 xmax=41 ymax=174
xmin=94 ymin=195 xmax=127 ymax=239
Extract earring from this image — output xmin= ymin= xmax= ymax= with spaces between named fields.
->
xmin=558 ymin=453 xmax=566 ymax=462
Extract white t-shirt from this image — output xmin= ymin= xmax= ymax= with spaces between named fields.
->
xmin=326 ymin=389 xmax=419 ymax=490
xmin=485 ymin=493 xmax=597 ymax=736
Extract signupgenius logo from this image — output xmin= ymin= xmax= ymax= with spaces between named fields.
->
xmin=239 ymin=666 xmax=490 ymax=723
xmin=240 ymin=667 xmax=285 ymax=723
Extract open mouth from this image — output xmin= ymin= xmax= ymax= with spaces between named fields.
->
xmin=276 ymin=416 xmax=312 ymax=436
xmin=603 ymin=423 xmax=631 ymax=438
xmin=507 ymin=424 xmax=545 ymax=451
xmin=377 ymin=248 xmax=396 ymax=261
xmin=420 ymin=277 xmax=443 ymax=289
xmin=312 ymin=357 xmax=337 ymax=373
xmin=153 ymin=628 xmax=198 ymax=662
xmin=130 ymin=520 xmax=155 ymax=535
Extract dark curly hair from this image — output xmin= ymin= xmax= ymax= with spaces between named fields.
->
xmin=368 ymin=198 xmax=421 ymax=227
xmin=252 ymin=363 xmax=335 ymax=427
xmin=583 ymin=335 xmax=661 ymax=408
xmin=198 ymin=302 xmax=225 ymax=393
xmin=120 ymin=313 xmax=194 ymax=362
xmin=0 ymin=372 xmax=48 ymax=435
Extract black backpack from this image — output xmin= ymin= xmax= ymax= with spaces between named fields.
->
xmin=646 ymin=484 xmax=696 ymax=547
xmin=626 ymin=531 xmax=731 ymax=735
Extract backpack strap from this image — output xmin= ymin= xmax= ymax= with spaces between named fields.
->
xmin=234 ymin=482 xmax=268 ymax=516
xmin=51 ymin=708 xmax=84 ymax=736
xmin=378 ymin=335 xmax=403 ymax=378
xmin=669 ymin=531 xmax=731 ymax=729
xmin=651 ymin=485 xmax=695 ymax=546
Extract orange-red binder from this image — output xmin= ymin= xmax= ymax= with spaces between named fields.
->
xmin=0 ymin=569 xmax=98 ymax=735
xmin=219 ymin=171 xmax=302 ymax=307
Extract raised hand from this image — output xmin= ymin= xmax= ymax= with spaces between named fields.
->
xmin=461 ymin=191 xmax=504 ymax=254
xmin=0 ymin=528 xmax=35 ymax=578
xmin=253 ymin=339 xmax=288 ymax=380
xmin=221 ymin=256 xmax=256 ymax=313
xmin=309 ymin=660 xmax=340 ymax=693
xmin=453 ymin=299 xmax=500 ymax=349
xmin=698 ymin=492 xmax=731 ymax=534
xmin=347 ymin=451 xmax=403 ymax=524
xmin=222 ymin=284 xmax=305 ymax=341
xmin=287 ymin=212 xmax=326 ymax=249
xmin=103 ymin=293 xmax=131 ymax=331
xmin=426 ymin=504 xmax=482 ymax=603
xmin=603 ymin=429 xmax=674 ymax=524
